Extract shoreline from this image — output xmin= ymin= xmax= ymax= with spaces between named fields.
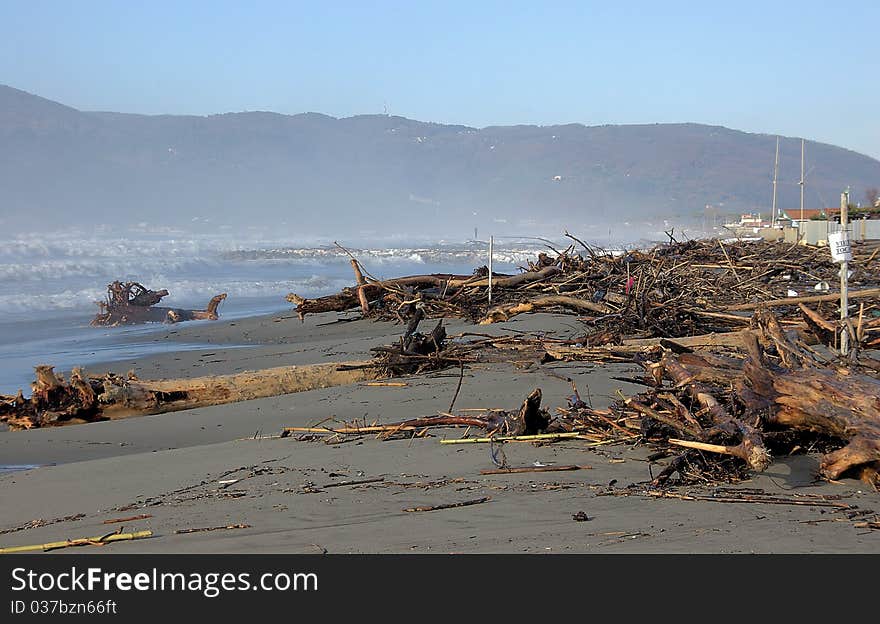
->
xmin=1 ymin=308 xmax=878 ymax=553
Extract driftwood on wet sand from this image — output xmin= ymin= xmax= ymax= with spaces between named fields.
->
xmin=0 ymin=310 xmax=457 ymax=430
xmin=91 ymin=281 xmax=227 ymax=327
xmin=0 ymin=361 xmax=382 ymax=430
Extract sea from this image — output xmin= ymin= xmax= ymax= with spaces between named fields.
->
xmin=0 ymin=229 xmax=575 ymax=396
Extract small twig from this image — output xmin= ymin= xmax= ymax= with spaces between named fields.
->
xmin=175 ymin=524 xmax=251 ymax=534
xmin=102 ymin=514 xmax=152 ymax=525
xmin=322 ymin=477 xmax=385 ymax=488
xmin=448 ymin=360 xmax=465 ymax=413
xmin=480 ymin=464 xmax=591 ymax=475
xmin=403 ymin=497 xmax=491 ymax=513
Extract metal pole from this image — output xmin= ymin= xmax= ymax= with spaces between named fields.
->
xmin=799 ymin=139 xmax=805 ymax=223
xmin=488 ymin=235 xmax=494 ymax=305
xmin=840 ymin=189 xmax=849 ymax=356
xmin=771 ymin=136 xmax=780 ymax=227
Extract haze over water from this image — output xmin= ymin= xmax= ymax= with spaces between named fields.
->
xmin=4 ymin=227 xmax=637 ymax=395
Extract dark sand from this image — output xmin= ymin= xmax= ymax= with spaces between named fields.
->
xmin=1 ymin=312 xmax=878 ymax=553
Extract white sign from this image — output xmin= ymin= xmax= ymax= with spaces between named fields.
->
xmin=828 ymin=231 xmax=852 ymax=263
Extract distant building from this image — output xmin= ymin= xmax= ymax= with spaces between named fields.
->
xmin=779 ymin=208 xmax=840 ymax=222
xmin=732 ymin=213 xmax=769 ymax=228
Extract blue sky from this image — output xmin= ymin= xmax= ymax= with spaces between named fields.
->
xmin=2 ymin=1 xmax=878 ymax=159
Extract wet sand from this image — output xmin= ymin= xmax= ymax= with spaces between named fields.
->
xmin=1 ymin=312 xmax=878 ymax=553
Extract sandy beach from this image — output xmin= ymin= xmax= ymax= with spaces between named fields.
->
xmin=1 ymin=310 xmax=878 ymax=554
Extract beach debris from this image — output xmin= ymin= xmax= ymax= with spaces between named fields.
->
xmin=286 ymin=238 xmax=880 ymax=343
xmin=0 ymin=529 xmax=153 ymax=554
xmin=403 ymin=496 xmax=491 ymax=513
xmin=90 ymin=280 xmax=226 ymax=327
xmin=572 ymin=511 xmax=592 ymax=521
xmin=285 ymin=388 xmax=549 ymax=443
xmin=174 ymin=524 xmax=251 ymax=534
xmin=0 ymin=513 xmax=87 ymax=536
xmin=321 ymin=477 xmax=385 ymax=488
xmin=600 ymin=487 xmax=854 ymax=509
xmin=440 ymin=432 xmax=584 ymax=444
xmin=479 ymin=464 xmax=591 ymax=475
xmin=102 ymin=514 xmax=153 ymax=524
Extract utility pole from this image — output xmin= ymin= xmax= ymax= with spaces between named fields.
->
xmin=771 ymin=136 xmax=780 ymax=227
xmin=839 ymin=189 xmax=850 ymax=356
xmin=799 ymin=139 xmax=805 ymax=223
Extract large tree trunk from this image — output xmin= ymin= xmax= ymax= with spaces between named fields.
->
xmin=743 ymin=360 xmax=880 ymax=481
xmin=1 ymin=361 xmax=381 ymax=430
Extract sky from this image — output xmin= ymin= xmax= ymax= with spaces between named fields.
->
xmin=1 ymin=0 xmax=878 ymax=159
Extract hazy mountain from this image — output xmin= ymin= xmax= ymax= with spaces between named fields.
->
xmin=1 ymin=84 xmax=878 ymax=239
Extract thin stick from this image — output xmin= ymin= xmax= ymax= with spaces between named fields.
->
xmin=322 ymin=477 xmax=385 ymax=488
xmin=668 ymin=438 xmax=739 ymax=457
xmin=479 ymin=464 xmax=591 ymax=475
xmin=102 ymin=514 xmax=152 ymax=525
xmin=448 ymin=360 xmax=465 ymax=413
xmin=440 ymin=432 xmax=580 ymax=444
xmin=362 ymin=382 xmax=409 ymax=387
xmin=647 ymin=490 xmax=851 ymax=509
xmin=174 ymin=524 xmax=251 ymax=534
xmin=284 ymin=425 xmax=419 ymax=434
xmin=403 ymin=497 xmax=491 ymax=513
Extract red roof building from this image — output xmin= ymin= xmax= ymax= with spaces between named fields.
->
xmin=780 ymin=208 xmax=840 ymax=221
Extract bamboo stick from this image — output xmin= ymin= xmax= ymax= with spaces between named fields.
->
xmin=0 ymin=530 xmax=153 ymax=554
xmin=668 ymin=438 xmax=739 ymax=456
xmin=440 ymin=432 xmax=581 ymax=444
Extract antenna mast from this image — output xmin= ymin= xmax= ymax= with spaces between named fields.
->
xmin=771 ymin=136 xmax=780 ymax=227
xmin=799 ymin=139 xmax=805 ymax=222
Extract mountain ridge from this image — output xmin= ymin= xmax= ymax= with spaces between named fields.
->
xmin=2 ymin=84 xmax=878 ymax=238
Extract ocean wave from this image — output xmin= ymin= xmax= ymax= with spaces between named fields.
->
xmin=0 ymin=257 xmax=219 ymax=282
xmin=0 ymin=275 xmax=351 ymax=315
xmin=223 ymin=246 xmax=538 ymax=267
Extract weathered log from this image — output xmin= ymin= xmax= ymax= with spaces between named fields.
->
xmin=91 ymin=289 xmax=226 ymax=327
xmin=1 ymin=361 xmax=383 ymax=430
xmin=480 ymin=295 xmax=611 ymax=324
xmin=621 ymin=329 xmax=762 ymax=350
xmin=454 ymin=265 xmax=560 ymax=289
xmin=743 ymin=361 xmax=880 ymax=482
xmin=752 ymin=308 xmax=807 ymax=369
xmin=799 ymin=304 xmax=837 ymax=345
xmin=723 ymin=287 xmax=880 ymax=311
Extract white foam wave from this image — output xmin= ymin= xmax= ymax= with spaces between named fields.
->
xmin=0 ymin=275 xmax=351 ymax=315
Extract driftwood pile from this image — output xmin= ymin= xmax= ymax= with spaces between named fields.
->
xmin=287 ymin=238 xmax=880 ymax=349
xmin=286 ymin=307 xmax=880 ymax=487
xmin=91 ymin=280 xmax=227 ymax=326
xmin=281 ymin=237 xmax=880 ymax=487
